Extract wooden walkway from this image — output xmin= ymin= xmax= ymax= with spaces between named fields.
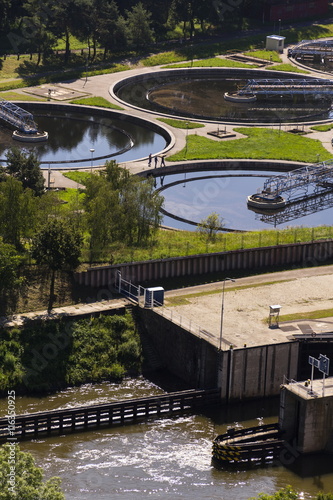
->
xmin=0 ymin=389 xmax=220 ymax=443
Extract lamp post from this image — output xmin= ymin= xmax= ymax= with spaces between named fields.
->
xmin=219 ymin=277 xmax=235 ymax=350
xmin=278 ymin=19 xmax=281 ymax=36
xmin=90 ymin=148 xmax=95 ymax=172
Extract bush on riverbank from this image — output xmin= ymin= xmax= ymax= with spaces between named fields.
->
xmin=250 ymin=487 xmax=333 ymax=499
xmin=0 ymin=313 xmax=141 ymax=395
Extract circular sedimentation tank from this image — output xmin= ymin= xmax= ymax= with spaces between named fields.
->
xmin=0 ymin=103 xmax=171 ymax=169
xmin=112 ymin=68 xmax=333 ymax=123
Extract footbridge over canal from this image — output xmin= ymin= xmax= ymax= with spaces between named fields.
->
xmin=0 ymin=98 xmax=38 ymax=133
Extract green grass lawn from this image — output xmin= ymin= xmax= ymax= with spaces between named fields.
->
xmin=158 ymin=118 xmax=205 ymax=129
xmin=63 ymin=171 xmax=92 ymax=185
xmin=0 ymin=55 xmax=32 ymax=80
xmin=311 ymin=123 xmax=333 ymax=132
xmin=162 ymin=57 xmax=259 ymax=69
xmin=56 ymin=188 xmax=85 ymax=206
xmin=70 ymin=96 xmax=123 ymax=109
xmin=168 ymin=127 xmax=332 ymax=163
xmin=279 ymin=307 xmax=333 ymax=322
xmin=269 ymin=63 xmax=309 ymax=74
xmin=244 ymin=50 xmax=282 ymax=62
xmin=84 ymin=225 xmax=333 ymax=264
xmin=0 ymin=91 xmax=45 ymax=101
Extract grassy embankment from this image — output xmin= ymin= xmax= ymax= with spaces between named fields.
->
xmin=141 ymin=22 xmax=333 ymax=67
xmin=0 ymin=314 xmax=141 ymax=395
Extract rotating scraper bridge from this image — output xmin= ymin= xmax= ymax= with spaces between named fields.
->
xmin=250 ymin=161 xmax=333 ymax=226
xmin=288 ymin=39 xmax=333 ymax=61
xmin=0 ymin=98 xmax=38 ymax=133
xmin=233 ymin=78 xmax=333 ymax=99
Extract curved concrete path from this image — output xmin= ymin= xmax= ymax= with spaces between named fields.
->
xmin=10 ymin=47 xmax=333 ymax=187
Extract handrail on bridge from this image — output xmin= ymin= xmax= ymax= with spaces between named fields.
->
xmin=0 ymin=97 xmax=38 ymax=133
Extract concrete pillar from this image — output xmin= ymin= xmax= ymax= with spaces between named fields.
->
xmin=279 ymin=377 xmax=333 ymax=454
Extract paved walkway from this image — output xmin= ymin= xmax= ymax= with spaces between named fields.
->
xmin=0 ymin=297 xmax=129 ymax=328
xmin=10 ymin=44 xmax=333 ymax=187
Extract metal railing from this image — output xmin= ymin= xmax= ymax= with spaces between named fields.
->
xmin=150 ymin=299 xmax=217 ymax=345
xmin=116 ymin=271 xmax=218 ymax=346
xmin=0 ymin=98 xmax=38 ymax=133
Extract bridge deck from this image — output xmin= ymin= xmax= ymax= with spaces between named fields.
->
xmin=238 ymin=79 xmax=333 ymax=97
xmin=0 ymin=98 xmax=38 ymax=133
xmin=290 ymin=40 xmax=333 ymax=58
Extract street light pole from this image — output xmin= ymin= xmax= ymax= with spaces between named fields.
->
xmin=90 ymin=148 xmax=95 ymax=172
xmin=219 ymin=277 xmax=235 ymax=350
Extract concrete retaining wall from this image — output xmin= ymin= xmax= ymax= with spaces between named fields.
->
xmin=137 ymin=308 xmax=219 ymax=390
xmin=219 ymin=342 xmax=299 ymax=401
xmin=74 ymin=240 xmax=333 ymax=288
xmin=136 ymin=307 xmax=299 ymax=401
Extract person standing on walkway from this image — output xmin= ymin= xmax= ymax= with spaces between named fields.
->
xmin=148 ymin=153 xmax=152 ymax=167
xmin=154 ymin=156 xmax=158 ymax=168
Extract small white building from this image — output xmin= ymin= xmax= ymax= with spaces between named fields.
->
xmin=266 ymin=35 xmax=285 ymax=53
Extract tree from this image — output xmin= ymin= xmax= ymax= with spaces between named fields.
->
xmin=0 ymin=176 xmax=37 ymax=249
xmin=0 ymin=444 xmax=65 ymax=499
xmin=84 ymin=162 xmax=163 ymax=259
xmin=45 ymin=0 xmax=77 ymax=64
xmin=22 ymin=0 xmax=56 ymax=65
xmin=197 ymin=212 xmax=225 ymax=241
xmin=84 ymin=174 xmax=121 ymax=262
xmin=98 ymin=1 xmax=128 ymax=58
xmin=31 ymin=219 xmax=82 ymax=312
xmin=120 ymin=176 xmax=163 ymax=245
xmin=126 ymin=2 xmax=154 ymax=49
xmin=5 ymin=147 xmax=45 ymax=196
xmin=0 ymin=238 xmax=23 ymax=312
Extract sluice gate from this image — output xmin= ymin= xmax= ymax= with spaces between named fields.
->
xmin=0 ymin=98 xmax=38 ymax=133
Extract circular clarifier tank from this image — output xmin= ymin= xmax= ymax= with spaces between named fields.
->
xmin=154 ymin=162 xmax=333 ymax=231
xmin=0 ymin=103 xmax=171 ymax=168
xmin=112 ymin=68 xmax=333 ymax=123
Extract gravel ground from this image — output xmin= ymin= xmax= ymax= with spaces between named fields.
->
xmin=165 ymin=266 xmax=333 ymax=348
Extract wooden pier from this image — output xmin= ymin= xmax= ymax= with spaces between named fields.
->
xmin=0 ymin=389 xmax=220 ymax=443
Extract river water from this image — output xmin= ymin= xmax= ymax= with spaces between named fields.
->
xmin=1 ymin=378 xmax=333 ymax=500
